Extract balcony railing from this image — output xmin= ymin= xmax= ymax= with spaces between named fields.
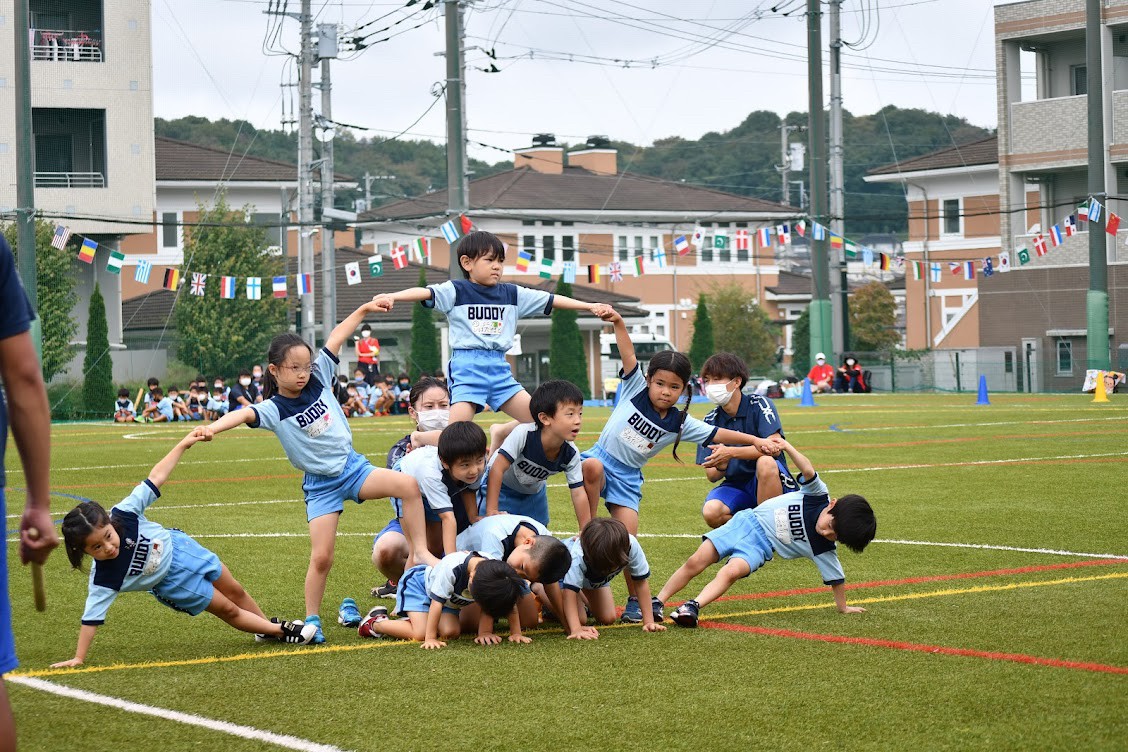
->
xmin=34 ymin=172 xmax=106 ymax=188
xmin=30 ymin=29 xmax=102 ymax=62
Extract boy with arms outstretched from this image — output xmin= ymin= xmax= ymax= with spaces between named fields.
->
xmin=657 ymin=439 xmax=877 ymax=626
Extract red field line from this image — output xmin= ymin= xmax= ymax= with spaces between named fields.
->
xmin=698 ymin=621 xmax=1128 ymax=675
xmin=710 ymin=558 xmax=1128 ymax=605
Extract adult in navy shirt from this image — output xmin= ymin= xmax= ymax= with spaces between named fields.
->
xmin=696 ymin=353 xmax=796 ymax=529
xmin=0 ymin=233 xmax=59 ymax=746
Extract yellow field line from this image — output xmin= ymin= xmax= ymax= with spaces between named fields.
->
xmin=13 ymin=571 xmax=1125 ymax=679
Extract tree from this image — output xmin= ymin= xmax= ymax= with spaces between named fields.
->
xmin=790 ymin=306 xmax=810 ymax=377
xmin=173 ymin=194 xmax=288 ymax=376
xmin=548 ymin=280 xmax=590 ymax=398
xmin=849 ymin=281 xmax=901 ymax=354
xmin=81 ymin=284 xmax=114 ymax=416
xmin=708 ymin=283 xmax=779 ymax=374
xmin=408 ymin=266 xmax=440 ymax=380
xmin=688 ymin=293 xmax=714 ymax=372
xmin=3 ymin=219 xmax=78 ymax=381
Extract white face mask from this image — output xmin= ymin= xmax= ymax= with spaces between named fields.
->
xmin=214 ymin=383 xmax=223 ymax=389
xmin=239 ymin=377 xmax=252 ymax=386
xmin=252 ymin=371 xmax=262 ymax=380
xmin=816 ymin=359 xmax=825 ymax=365
xmin=705 ymin=382 xmax=736 ymax=405
xmin=416 ymin=408 xmax=450 ymax=432
xmin=361 ymin=331 xmax=371 ymax=338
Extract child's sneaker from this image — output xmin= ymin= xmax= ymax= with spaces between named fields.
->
xmin=254 ymin=617 xmax=282 ymax=643
xmin=357 ymin=606 xmax=389 ymax=639
xmin=304 ymin=614 xmax=326 ymax=644
xmin=651 ymin=596 xmax=665 ymax=623
xmin=620 ymin=596 xmax=643 ymax=624
xmin=338 ymin=598 xmax=362 ymax=628
xmin=370 ymin=580 xmax=398 ymax=599
xmin=279 ymin=620 xmax=319 ymax=645
xmin=670 ymin=600 xmax=700 ymax=628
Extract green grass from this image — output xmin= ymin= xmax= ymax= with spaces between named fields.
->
xmin=6 ymin=393 xmax=1128 ymax=751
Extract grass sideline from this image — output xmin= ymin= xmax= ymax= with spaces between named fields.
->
xmin=5 ymin=393 xmax=1128 ymax=751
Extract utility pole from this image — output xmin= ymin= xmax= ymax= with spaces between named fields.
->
xmin=14 ymin=0 xmax=40 ymax=355
xmin=828 ymin=0 xmax=849 ymax=355
xmin=779 ymin=124 xmax=791 ymax=206
xmin=298 ymin=0 xmax=316 ymax=344
xmin=807 ymin=0 xmax=833 ymax=361
xmin=1085 ymin=0 xmax=1109 ymax=370
xmin=444 ymin=0 xmax=469 ymax=280
xmin=318 ymin=24 xmax=337 ymax=344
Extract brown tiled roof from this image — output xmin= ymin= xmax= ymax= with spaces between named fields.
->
xmin=360 ymin=167 xmax=791 ymax=221
xmin=122 ymin=247 xmax=646 ymax=331
xmin=155 ymin=137 xmax=352 ymax=183
xmin=868 ymin=135 xmax=998 ymax=176
xmin=765 ymin=270 xmax=815 ymax=297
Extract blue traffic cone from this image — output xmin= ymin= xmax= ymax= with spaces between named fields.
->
xmin=799 ymin=378 xmax=817 ymax=407
xmin=975 ymin=374 xmax=990 ymax=405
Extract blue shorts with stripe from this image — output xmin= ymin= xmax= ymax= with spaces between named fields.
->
xmin=302 ymin=448 xmax=375 ymax=522
xmin=702 ymin=510 xmax=775 ymax=576
xmin=394 ymin=564 xmax=459 ymax=617
xmin=704 ymin=458 xmax=795 ymax=515
xmin=372 ymin=518 xmax=403 ymax=548
xmin=477 ymin=482 xmax=550 ymax=527
xmin=447 ymin=349 xmax=524 ymax=413
xmin=150 ymin=530 xmax=224 ymax=616
xmin=581 ymin=444 xmax=643 ymax=513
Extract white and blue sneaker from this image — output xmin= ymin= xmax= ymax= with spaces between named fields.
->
xmin=304 ymin=614 xmax=326 ymax=644
xmin=651 ymin=596 xmax=665 ymax=623
xmin=338 ymin=598 xmax=362 ymax=628
xmin=620 ymin=596 xmax=643 ymax=624
xmin=670 ymin=600 xmax=700 ymax=628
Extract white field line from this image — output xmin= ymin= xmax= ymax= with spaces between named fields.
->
xmin=788 ymin=415 xmax=1128 ymax=434
xmin=8 ymin=676 xmax=352 ymax=752
xmin=4 ymin=498 xmax=303 ymax=519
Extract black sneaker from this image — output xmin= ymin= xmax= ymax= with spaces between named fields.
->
xmin=670 ymin=600 xmax=700 ymax=628
xmin=254 ymin=617 xmax=282 ymax=643
xmin=279 ymin=619 xmax=319 ymax=645
xmin=651 ymin=596 xmax=665 ymax=623
xmin=370 ymin=580 xmax=398 ymax=599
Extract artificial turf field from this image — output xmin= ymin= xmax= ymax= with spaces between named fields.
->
xmin=5 ymin=392 xmax=1127 ymax=752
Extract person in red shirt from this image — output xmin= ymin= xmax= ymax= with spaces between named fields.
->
xmin=806 ymin=352 xmax=835 ymax=393
xmin=356 ymin=325 xmax=380 ymax=385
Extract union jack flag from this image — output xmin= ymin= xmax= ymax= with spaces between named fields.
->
xmin=190 ymin=272 xmax=207 ymax=296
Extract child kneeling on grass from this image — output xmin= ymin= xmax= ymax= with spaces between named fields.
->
xmin=655 ymin=439 xmax=877 ymax=627
xmin=52 ymin=433 xmax=316 ymax=668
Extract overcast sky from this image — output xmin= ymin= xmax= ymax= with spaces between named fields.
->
xmin=151 ymin=0 xmax=1002 ymax=162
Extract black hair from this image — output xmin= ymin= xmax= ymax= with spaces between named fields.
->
xmin=262 ymin=332 xmax=313 ymax=399
xmin=579 ymin=518 xmax=630 ymax=580
xmin=409 ymin=376 xmax=449 ymax=408
xmin=437 ymin=421 xmax=487 ymax=465
xmin=453 ymin=231 xmax=506 ymax=279
xmin=646 ymin=350 xmax=693 ymax=463
xmin=529 ymin=380 xmax=584 ymax=430
xmin=828 ymin=495 xmax=877 ymax=553
xmin=195 ymin=374 xmax=206 ymax=383
xmin=469 ymin=558 xmax=525 ymax=619
xmin=61 ymin=502 xmax=120 ymax=570
xmin=528 ymin=535 xmax=572 ymax=584
xmin=700 ymin=352 xmax=749 ymax=391
xmin=397 ymin=372 xmax=410 ymax=382
xmin=150 ymin=386 xmax=164 ymax=397
xmin=117 ymin=388 xmax=129 ymax=398
xmin=167 ymin=385 xmax=179 ymax=393
xmin=146 ymin=377 xmax=160 ymax=387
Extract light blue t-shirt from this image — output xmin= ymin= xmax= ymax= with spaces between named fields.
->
xmin=423 ymin=279 xmax=554 ymax=352
xmin=425 ymin=551 xmax=480 ymax=610
xmin=561 ymin=533 xmax=649 ymax=591
xmin=206 ymin=396 xmax=229 ymax=415
xmin=495 ymin=423 xmax=584 ymax=495
xmin=250 ymin=348 xmax=353 ymax=477
xmin=396 ymin=445 xmax=483 ymax=517
xmin=750 ymin=473 xmax=845 ymax=585
xmin=456 ymin=514 xmax=549 ymax=561
xmin=590 ymin=365 xmax=719 ymax=469
xmin=155 ymin=397 xmax=174 ymax=421
xmin=81 ymin=481 xmax=176 ymax=625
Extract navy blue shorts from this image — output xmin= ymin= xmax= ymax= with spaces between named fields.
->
xmin=705 ymin=458 xmax=795 ymax=514
xmin=0 ymin=488 xmax=16 ymax=674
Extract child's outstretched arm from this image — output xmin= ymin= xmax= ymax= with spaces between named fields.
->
xmin=325 ymin=300 xmax=388 ymax=358
xmin=550 ymin=294 xmax=602 ymax=313
xmin=701 ymin=431 xmax=784 ymax=467
xmin=148 ymin=432 xmax=207 ymax=489
xmin=777 ymin=439 xmax=815 ymax=480
xmin=51 ymin=624 xmax=97 ymax=667
xmin=371 ymin=287 xmax=434 ymax=310
xmin=199 ymin=405 xmax=256 ymax=438
xmin=600 ymin=308 xmax=636 ymax=375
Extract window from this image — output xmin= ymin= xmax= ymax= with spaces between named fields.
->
xmin=633 ymin=236 xmax=644 ymax=261
xmin=521 ymin=219 xmax=535 ymax=226
xmin=161 ymin=212 xmax=178 ymax=248
xmin=542 ymin=235 xmax=556 ymax=262
xmin=617 ymin=235 xmax=628 ymax=262
xmin=1071 ymin=65 xmax=1087 ymax=96
xmin=561 ymin=235 xmax=575 ymax=262
xmin=252 ymin=212 xmax=282 ymax=249
xmin=1056 ymin=340 xmax=1073 ymax=375
xmin=701 ymin=225 xmax=714 ymax=263
xmin=522 ymin=235 xmax=536 ymax=259
xmin=942 ymin=198 xmax=961 ymax=235
xmin=1004 ymin=350 xmax=1014 ymax=374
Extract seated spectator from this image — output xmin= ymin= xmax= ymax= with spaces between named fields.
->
xmin=228 ymin=370 xmax=259 ymax=411
xmin=373 ymin=374 xmax=396 ymax=415
xmin=186 ymin=387 xmax=206 ymax=421
xmin=806 ymin=352 xmax=835 ymax=393
xmin=165 ymin=386 xmax=192 ymax=421
xmin=343 ymin=383 xmax=372 ymax=417
xmin=205 ymin=386 xmax=229 ymax=421
xmin=352 ymin=368 xmax=371 ymax=404
xmin=833 ymin=355 xmax=868 ymax=394
xmin=394 ymin=373 xmax=412 ymax=414
xmin=140 ymin=387 xmax=173 ymax=423
xmin=113 ymin=388 xmax=136 ymax=423
xmin=136 ymin=376 xmax=160 ymax=415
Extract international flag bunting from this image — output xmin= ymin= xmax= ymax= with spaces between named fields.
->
xmin=879 ymin=252 xmax=890 ymax=271
xmin=757 ymin=227 xmax=773 ymax=247
xmin=459 ymin=215 xmax=473 ymax=235
xmin=844 ymin=241 xmax=859 ymax=260
xmin=795 ymin=220 xmax=807 ymax=237
xmin=516 ymin=250 xmax=532 ymax=273
xmin=1087 ymin=199 xmax=1102 ymax=222
xmin=1017 ymin=247 xmax=1031 ymax=265
xmin=609 ymin=262 xmax=623 ymax=282
xmin=911 ymin=261 xmax=923 ymax=280
xmin=1049 ymin=225 xmax=1063 ymax=246
xmin=674 ymin=235 xmax=690 ymax=256
xmin=1107 ymin=213 xmax=1121 ymax=235
xmin=653 ymin=246 xmax=667 ymax=269
xmin=368 ymin=255 xmax=383 ymax=277
xmin=812 ymin=223 xmax=826 ymax=241
xmin=863 ymin=248 xmax=874 ymax=267
xmin=413 ymin=237 xmax=429 ymax=263
xmin=1034 ymin=234 xmax=1048 ymax=256
xmin=163 ymin=268 xmax=180 ymax=290
xmin=539 ymin=258 xmax=553 ymax=279
xmin=190 ymin=272 xmax=207 ymax=296
xmin=272 ymin=276 xmax=287 ymax=298
xmin=713 ymin=230 xmax=728 ymax=251
xmin=632 ymin=257 xmax=645 ymax=277
xmin=439 ymin=220 xmax=460 ymax=243
xmin=51 ymin=225 xmax=72 ymax=249
xmin=1064 ymin=215 xmax=1077 ymax=236
xmin=345 ymin=262 xmax=361 ymax=285
xmin=829 ymin=234 xmax=844 ymax=250
xmin=297 ymin=273 xmax=312 ymax=296
xmin=588 ymin=264 xmax=601 ymax=284
xmin=221 ymin=276 xmax=236 ymax=299
xmin=998 ymin=252 xmax=1011 ymax=273
xmin=78 ymin=238 xmax=97 ymax=264
xmin=106 ymin=250 xmax=125 ymax=275
xmin=390 ymin=245 xmax=408 ymax=270
xmin=691 ymin=226 xmax=706 ymax=248
xmin=135 ymin=259 xmax=152 ymax=284
xmin=776 ymin=224 xmax=791 ymax=246
xmin=562 ymin=261 xmax=577 ymax=284
xmin=949 ymin=262 xmax=961 ymax=275
xmin=963 ymin=261 xmax=975 ymax=280
xmin=246 ymin=276 xmax=261 ymax=300
xmin=930 ymin=262 xmax=942 ymax=283
xmin=734 ymin=230 xmax=750 ymax=251
xmin=982 ymin=257 xmax=994 ymax=277
xmin=1077 ymin=202 xmax=1090 ymax=220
